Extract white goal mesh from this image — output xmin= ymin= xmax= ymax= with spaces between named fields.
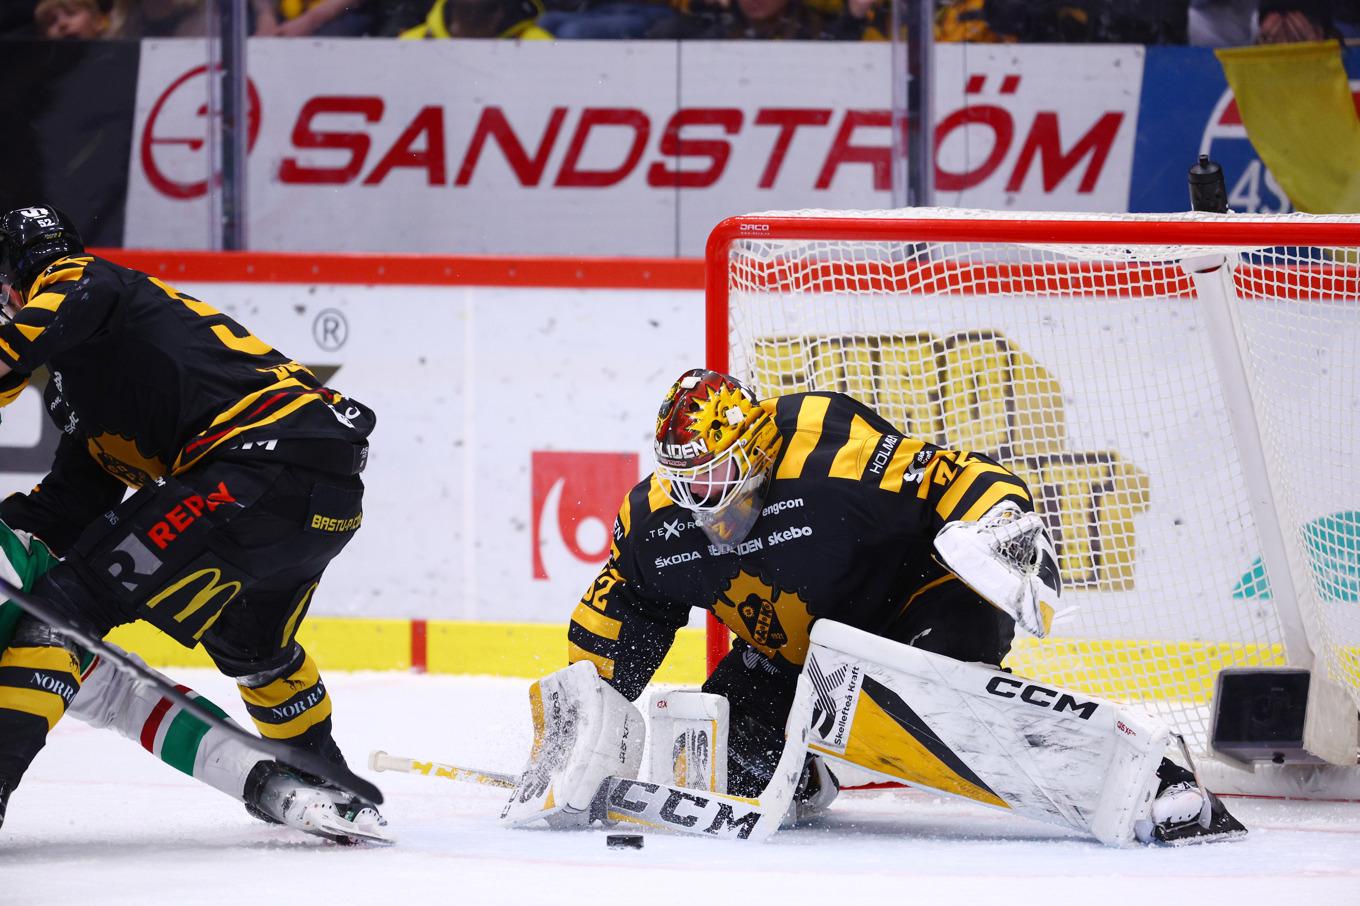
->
xmin=709 ymin=208 xmax=1360 ymax=763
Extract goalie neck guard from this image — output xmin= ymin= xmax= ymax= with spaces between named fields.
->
xmin=653 ymin=369 xmax=781 ymax=545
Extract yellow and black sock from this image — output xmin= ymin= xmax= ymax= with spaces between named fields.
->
xmin=237 ymin=647 xmax=334 ymax=751
xmin=0 ymin=644 xmax=82 ymax=782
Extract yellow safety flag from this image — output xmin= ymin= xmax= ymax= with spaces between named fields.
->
xmin=1216 ymin=41 xmax=1360 ymax=213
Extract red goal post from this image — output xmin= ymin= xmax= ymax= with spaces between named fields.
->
xmin=704 ymin=208 xmax=1360 ymax=782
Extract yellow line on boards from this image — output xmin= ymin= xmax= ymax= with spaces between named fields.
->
xmin=105 ymin=618 xmax=708 ymax=682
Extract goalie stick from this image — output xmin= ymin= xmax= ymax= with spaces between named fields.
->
xmin=369 ymin=750 xmax=516 ymax=788
xmin=370 ymin=748 xmax=802 ymax=841
xmin=0 ymin=575 xmax=383 ymax=806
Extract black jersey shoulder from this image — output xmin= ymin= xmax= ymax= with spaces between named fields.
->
xmin=611 ymin=473 xmax=702 ymax=549
xmin=765 ymin=391 xmax=935 ymax=493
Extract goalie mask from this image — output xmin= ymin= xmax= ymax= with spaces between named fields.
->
xmin=653 ymin=369 xmax=781 ymax=545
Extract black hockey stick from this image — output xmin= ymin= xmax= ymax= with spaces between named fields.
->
xmin=0 ymin=575 xmax=383 ymax=806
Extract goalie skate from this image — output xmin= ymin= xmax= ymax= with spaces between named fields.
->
xmin=244 ymin=761 xmax=393 ymax=845
xmin=1137 ymin=763 xmax=1247 ymax=846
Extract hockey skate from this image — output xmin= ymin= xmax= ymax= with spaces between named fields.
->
xmin=782 ymin=755 xmax=840 ymax=827
xmin=1136 ymin=762 xmax=1246 ymax=845
xmin=243 ymin=761 xmax=393 ymax=845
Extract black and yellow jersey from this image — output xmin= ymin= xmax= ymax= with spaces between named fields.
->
xmin=0 ymin=254 xmax=373 ymax=506
xmin=568 ymin=391 xmax=1034 ymax=700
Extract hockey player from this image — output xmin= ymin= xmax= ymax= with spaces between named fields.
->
xmin=0 ymin=519 xmax=388 ymax=842
xmin=0 ymin=205 xmax=378 ymax=832
xmin=506 ymin=368 xmax=1245 ymax=844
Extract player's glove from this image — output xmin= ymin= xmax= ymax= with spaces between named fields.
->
xmin=932 ymin=501 xmax=1062 ymax=638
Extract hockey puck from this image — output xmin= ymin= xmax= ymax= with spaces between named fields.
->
xmin=606 ymin=834 xmax=644 ymax=850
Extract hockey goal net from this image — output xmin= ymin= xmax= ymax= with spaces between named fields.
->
xmin=706 ymin=208 xmax=1360 ymax=784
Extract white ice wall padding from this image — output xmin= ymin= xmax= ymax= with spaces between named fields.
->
xmin=714 ymin=207 xmax=1360 ymax=766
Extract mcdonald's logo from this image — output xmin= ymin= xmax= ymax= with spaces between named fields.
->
xmin=144 ymin=567 xmax=243 ymax=641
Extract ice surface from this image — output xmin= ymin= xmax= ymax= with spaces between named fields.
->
xmin=2 ymin=672 xmax=1357 ymax=906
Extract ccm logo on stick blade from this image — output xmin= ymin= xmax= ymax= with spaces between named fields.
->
xmin=605 ymin=780 xmax=764 ymax=839
xmin=984 ymin=675 xmax=1099 ymax=720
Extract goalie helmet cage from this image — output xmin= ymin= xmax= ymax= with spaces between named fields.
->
xmin=704 ymin=208 xmax=1360 ymax=796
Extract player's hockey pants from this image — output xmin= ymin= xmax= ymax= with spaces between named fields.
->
xmin=0 ymin=456 xmax=363 ymax=786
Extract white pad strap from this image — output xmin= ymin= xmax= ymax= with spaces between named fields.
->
xmin=501 ymin=661 xmax=645 ymax=828
xmin=645 ymin=690 xmax=729 ymax=794
xmin=803 ymin=620 xmax=1168 ymax=846
xmin=933 ymin=501 xmax=1061 ymax=638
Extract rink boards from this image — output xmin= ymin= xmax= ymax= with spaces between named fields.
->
xmin=2 ymin=251 xmax=1355 ymax=687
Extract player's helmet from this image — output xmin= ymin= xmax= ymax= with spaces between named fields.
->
xmin=653 ymin=369 xmax=781 ymax=544
xmin=0 ymin=205 xmax=84 ymax=304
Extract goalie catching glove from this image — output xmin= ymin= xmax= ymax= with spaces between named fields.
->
xmin=933 ymin=501 xmax=1061 ymax=638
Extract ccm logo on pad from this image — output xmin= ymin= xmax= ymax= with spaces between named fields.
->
xmin=984 ymin=675 xmax=1098 ymax=720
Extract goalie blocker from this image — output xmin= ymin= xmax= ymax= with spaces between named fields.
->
xmin=503 ymin=622 xmax=1244 ymax=845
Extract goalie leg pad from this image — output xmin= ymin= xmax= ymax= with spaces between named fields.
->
xmin=501 ymin=661 xmax=645 ymax=828
xmin=645 ymin=689 xmax=729 ymax=794
xmin=801 ymin=619 xmax=1169 ymax=846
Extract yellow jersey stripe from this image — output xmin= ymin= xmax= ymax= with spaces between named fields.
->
xmin=571 ymin=602 xmax=623 ymax=641
xmin=0 ymin=335 xmax=18 ymax=361
xmin=31 ymin=258 xmax=92 ymax=292
xmin=567 ymin=640 xmax=615 ymax=680
xmin=22 ymin=292 xmax=65 ymax=313
xmin=895 ymin=573 xmax=958 ymax=618
xmin=879 ymin=437 xmax=924 ymax=492
xmin=776 ymin=395 xmax=830 ymax=480
xmin=173 ymin=393 xmax=318 ymax=474
xmin=829 ymin=415 xmax=882 ymax=480
xmin=647 ymin=475 xmax=672 ymax=513
xmin=935 ymin=462 xmax=1013 ymax=520
xmin=619 ymin=492 xmax=633 ymax=540
xmin=959 ymin=480 xmax=1030 ymax=522
xmin=202 ymin=377 xmax=308 ymax=429
xmin=15 ymin=322 xmax=42 ymax=341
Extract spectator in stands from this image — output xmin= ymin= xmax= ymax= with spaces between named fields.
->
xmin=1188 ymin=0 xmax=1256 ymax=45
xmin=34 ymin=0 xmax=113 ymax=39
xmin=657 ymin=0 xmax=881 ymax=38
xmin=251 ymin=0 xmax=380 ymax=36
xmin=935 ymin=0 xmax=1009 ymax=41
xmin=529 ymin=0 xmax=677 ymax=38
xmin=979 ymin=0 xmax=1190 ymax=43
xmin=401 ymin=0 xmax=552 ymax=37
xmin=4 ymin=4 xmax=38 ymax=36
xmin=1257 ymin=0 xmax=1333 ymax=38
xmin=119 ymin=0 xmax=207 ymax=37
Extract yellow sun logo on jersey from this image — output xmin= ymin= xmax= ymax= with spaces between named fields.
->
xmin=712 ymin=571 xmax=813 ymax=667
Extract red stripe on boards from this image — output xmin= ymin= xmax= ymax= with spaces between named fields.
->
xmin=411 ymin=620 xmax=428 ymax=674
